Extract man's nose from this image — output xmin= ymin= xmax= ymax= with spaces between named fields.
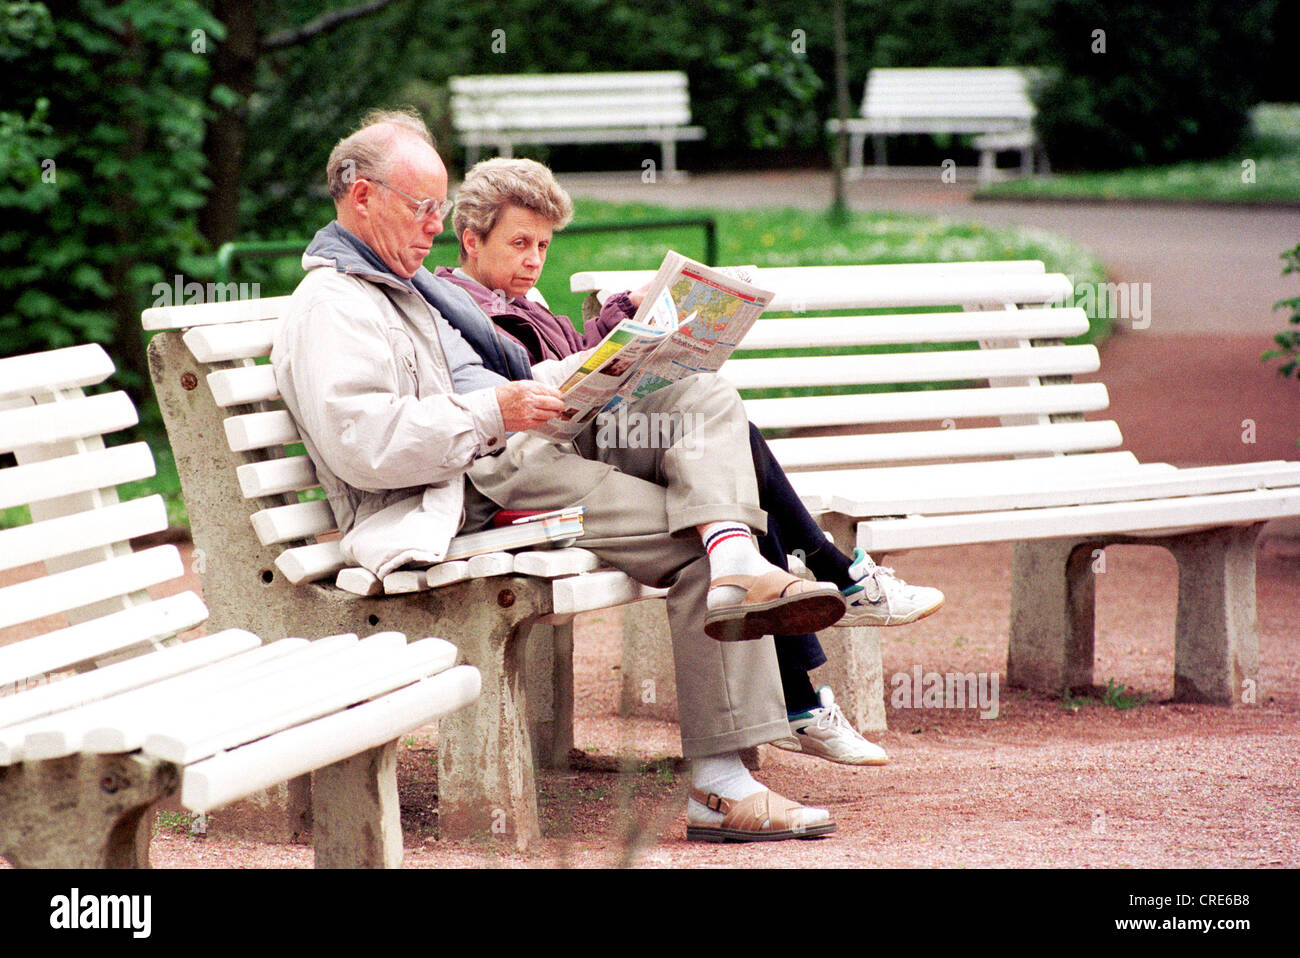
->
xmin=422 ymin=215 xmax=443 ymax=237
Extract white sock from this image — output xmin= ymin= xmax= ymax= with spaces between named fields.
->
xmin=701 ymin=522 xmax=774 ymax=610
xmin=689 ymin=752 xmax=765 ymax=824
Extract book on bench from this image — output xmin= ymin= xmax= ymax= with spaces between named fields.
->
xmin=531 ymin=251 xmax=774 ymax=442
xmin=440 ymin=506 xmax=586 ymax=561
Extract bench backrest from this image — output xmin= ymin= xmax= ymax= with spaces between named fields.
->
xmin=861 ymin=67 xmax=1035 ymax=133
xmin=450 ymin=71 xmax=695 ymax=133
xmin=142 ymin=300 xmax=611 ymax=603
xmin=570 ymin=261 xmax=1125 ymax=508
xmin=0 ymin=344 xmax=208 ymax=691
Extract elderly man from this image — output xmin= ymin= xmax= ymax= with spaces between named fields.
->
xmin=271 ymin=109 xmax=847 ymax=843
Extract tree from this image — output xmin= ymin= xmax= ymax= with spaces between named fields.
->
xmin=0 ymin=0 xmax=219 ymax=401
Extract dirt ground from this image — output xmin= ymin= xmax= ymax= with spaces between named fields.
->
xmin=135 ymin=329 xmax=1300 ymax=870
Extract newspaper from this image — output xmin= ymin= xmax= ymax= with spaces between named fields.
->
xmin=532 ymin=251 xmax=773 ymax=442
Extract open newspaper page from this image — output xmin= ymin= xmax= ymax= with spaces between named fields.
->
xmin=531 ymin=252 xmax=772 ymax=442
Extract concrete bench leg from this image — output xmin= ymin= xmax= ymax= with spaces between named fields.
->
xmin=437 ymin=602 xmax=543 ymax=849
xmin=0 ymin=754 xmax=178 ymax=868
xmin=812 ymin=626 xmax=887 ymax=733
xmin=1008 ymin=526 xmax=1265 ymax=705
xmin=525 ymin=619 xmax=575 ymax=769
xmin=312 ymin=740 xmax=402 ymax=868
xmin=1008 ymin=539 xmax=1098 ymax=695
xmin=1166 ymin=524 xmax=1264 ymax=704
xmin=620 ymin=599 xmax=678 ymax=721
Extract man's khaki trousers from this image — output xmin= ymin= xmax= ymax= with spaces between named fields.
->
xmin=467 ymin=374 xmax=789 ymax=757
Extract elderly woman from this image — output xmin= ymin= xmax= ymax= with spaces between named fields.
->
xmin=435 ymin=158 xmax=944 ymax=766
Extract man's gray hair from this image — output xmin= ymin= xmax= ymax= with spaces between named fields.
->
xmin=326 ymin=107 xmax=435 ymax=201
xmin=452 ymin=157 xmax=574 ymax=259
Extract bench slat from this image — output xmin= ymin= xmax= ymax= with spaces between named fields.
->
xmin=828 ymin=460 xmax=1300 ymax=517
xmin=769 ymin=420 xmax=1123 ymax=470
xmin=179 ymin=664 xmax=481 ymax=813
xmin=745 ymin=383 xmax=1109 ymax=431
xmin=549 ymin=569 xmax=667 ymax=616
xmin=208 ymin=365 xmax=279 ymax=406
xmin=511 ymin=548 xmax=603 ymax=578
xmin=225 ymin=410 xmax=299 ymax=451
xmin=0 ymin=443 xmax=155 ymax=511
xmin=0 ymin=392 xmax=138 ymax=454
xmin=739 ymin=307 xmax=1088 ymax=350
xmin=0 ymin=345 xmax=114 ymax=400
xmin=786 ymin=451 xmax=1146 ymax=504
xmin=0 ymin=591 xmax=210 ymax=690
xmin=337 ymin=567 xmax=384 ymax=596
xmin=0 ymin=495 xmax=168 ymax=573
xmin=183 ymin=320 xmax=279 ymax=363
xmin=0 ymin=627 xmax=255 ymax=732
xmin=569 ymin=261 xmax=1051 ymax=296
xmin=858 ymin=487 xmax=1300 ymax=552
xmin=467 ymin=552 xmax=515 ymax=578
xmin=141 ymin=636 xmax=461 ymax=764
xmin=275 ymin=540 xmax=346 ymax=584
xmin=250 ymin=499 xmax=335 ymax=545
xmin=573 ymin=270 xmax=1073 ymax=311
xmin=11 ymin=636 xmax=331 ymax=762
xmin=142 ymin=296 xmax=291 ymax=332
xmin=723 ymin=343 xmax=1099 ymax=390
xmin=0 ymin=545 xmax=183 ymax=632
xmin=237 ymin=456 xmax=317 ymax=499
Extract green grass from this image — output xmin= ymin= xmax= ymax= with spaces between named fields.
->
xmin=978 ymin=103 xmax=1300 ymax=205
xmin=3 ymin=200 xmax=1108 ymax=531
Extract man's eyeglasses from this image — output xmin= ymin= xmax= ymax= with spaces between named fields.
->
xmin=367 ymin=178 xmax=453 ymax=222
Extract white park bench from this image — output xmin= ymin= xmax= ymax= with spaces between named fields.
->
xmin=571 ymin=261 xmax=1300 ymax=716
xmin=449 ymin=71 xmax=706 ymax=178
xmin=0 ymin=344 xmax=481 ymax=868
xmin=143 ymin=303 xmax=677 ymax=850
xmin=826 ymin=67 xmax=1040 ymax=182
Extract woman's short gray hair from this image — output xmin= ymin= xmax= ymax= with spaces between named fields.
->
xmin=326 ymin=108 xmax=434 ymax=201
xmin=452 ymin=157 xmax=574 ymax=259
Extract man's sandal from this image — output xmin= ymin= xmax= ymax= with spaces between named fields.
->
xmin=704 ymin=569 xmax=846 ymax=641
xmin=686 ymin=788 xmax=836 ymax=843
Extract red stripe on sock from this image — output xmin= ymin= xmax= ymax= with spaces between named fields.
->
xmin=705 ymin=531 xmax=752 ymax=555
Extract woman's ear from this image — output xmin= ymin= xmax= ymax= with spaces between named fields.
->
xmin=462 ymin=228 xmax=482 ymax=259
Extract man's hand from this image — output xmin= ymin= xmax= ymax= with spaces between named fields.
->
xmin=496 ymin=380 xmax=565 ymax=431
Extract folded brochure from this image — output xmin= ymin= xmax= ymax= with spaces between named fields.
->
xmin=530 ymin=251 xmax=774 ymax=442
xmin=440 ymin=506 xmax=585 ymax=562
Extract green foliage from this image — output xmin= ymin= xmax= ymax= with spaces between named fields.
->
xmin=1261 ymin=243 xmax=1300 ymax=387
xmin=1100 ymin=678 xmax=1148 ymax=710
xmin=0 ymin=0 xmax=220 ymax=373
xmin=1031 ymin=0 xmax=1278 ymax=171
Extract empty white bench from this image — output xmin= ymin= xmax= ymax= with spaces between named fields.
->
xmin=143 ymin=302 xmax=672 ymax=850
xmin=450 ymin=71 xmax=706 ymax=177
xmin=0 ymin=344 xmax=481 ymax=868
xmin=572 ymin=262 xmax=1300 ymax=709
xmin=826 ymin=67 xmax=1039 ymax=181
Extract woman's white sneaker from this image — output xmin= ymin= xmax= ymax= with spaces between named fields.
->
xmin=837 ymin=548 xmax=944 ymax=627
xmin=771 ymin=686 xmax=889 ymax=766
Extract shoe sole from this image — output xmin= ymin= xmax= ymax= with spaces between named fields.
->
xmin=770 ymin=738 xmax=889 ymax=767
xmin=686 ymin=821 xmax=837 ymax=843
xmin=836 ymin=596 xmax=944 ymax=629
xmin=704 ymin=591 xmax=847 ymax=642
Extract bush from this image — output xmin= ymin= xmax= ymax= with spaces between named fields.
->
xmin=1031 ymin=0 xmax=1278 ymax=171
